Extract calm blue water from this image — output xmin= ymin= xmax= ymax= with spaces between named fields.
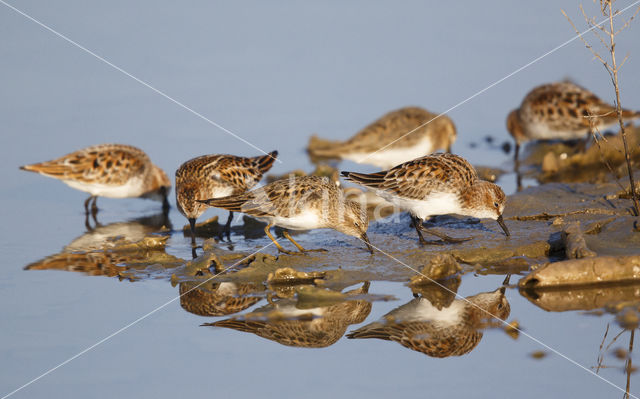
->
xmin=2 ymin=1 xmax=640 ymax=398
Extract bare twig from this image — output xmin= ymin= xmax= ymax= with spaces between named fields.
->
xmin=605 ymin=0 xmax=640 ymax=216
xmin=624 ymin=329 xmax=634 ymax=399
xmin=564 ymin=1 xmax=640 ymax=216
xmin=596 ymin=323 xmax=610 ymax=373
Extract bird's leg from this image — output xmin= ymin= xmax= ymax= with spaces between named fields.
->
xmin=264 ymin=224 xmax=295 ymax=254
xmin=282 ymin=230 xmax=327 ymax=253
xmin=89 ymin=197 xmax=100 ymax=227
xmin=223 ymin=211 xmax=233 ymax=242
xmin=90 ymin=196 xmax=98 ymax=214
xmin=420 ymin=227 xmax=472 ymax=243
xmin=514 ymin=143 xmax=524 ymax=192
xmin=577 ymin=131 xmax=592 ymax=152
xmin=84 ymin=195 xmax=94 ymax=215
xmin=412 ymin=215 xmax=472 ymax=244
xmin=84 ymin=212 xmax=93 ymax=231
xmin=266 ymin=292 xmax=276 ymax=305
xmin=189 ymin=218 xmax=198 ymax=258
xmin=411 ymin=216 xmax=434 ymax=245
xmin=162 ymin=196 xmax=170 ymax=213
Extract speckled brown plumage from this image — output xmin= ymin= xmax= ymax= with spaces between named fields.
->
xmin=342 ymin=153 xmax=477 ymax=201
xmin=308 ymin=107 xmax=457 ymax=168
xmin=347 ymin=287 xmax=510 ymax=357
xmin=20 ymin=144 xmax=171 ymax=210
xmin=205 ymin=283 xmax=372 ymax=348
xmin=179 ymin=281 xmax=262 ymax=317
xmin=507 ymin=82 xmax=640 ymax=145
xmin=175 ymin=151 xmax=278 ymax=221
xmin=341 ymin=153 xmax=509 ymax=241
xmin=198 ymin=175 xmax=372 ymax=253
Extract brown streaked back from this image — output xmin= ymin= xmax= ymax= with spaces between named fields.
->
xmin=342 ymin=153 xmax=477 ymax=200
xmin=176 ymin=150 xmax=278 ymax=193
xmin=198 ymin=175 xmax=338 ymax=219
xmin=20 ymin=144 xmax=150 ymax=186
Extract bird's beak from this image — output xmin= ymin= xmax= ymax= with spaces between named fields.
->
xmin=499 ymin=274 xmax=511 ymax=295
xmin=497 ymin=215 xmax=510 ymax=236
xmin=361 ymin=233 xmax=374 ymax=254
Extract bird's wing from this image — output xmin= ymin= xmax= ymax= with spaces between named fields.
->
xmin=21 ymin=144 xmax=148 ymax=185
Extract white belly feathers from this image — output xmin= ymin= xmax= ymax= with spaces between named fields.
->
xmin=377 ymin=190 xmax=462 ymax=220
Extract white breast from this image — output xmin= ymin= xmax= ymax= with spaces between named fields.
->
xmin=526 ymin=121 xmax=589 ymax=141
xmin=342 ymin=136 xmax=435 ymax=169
xmin=377 ymin=190 xmax=462 ymax=220
xmin=208 ymin=186 xmax=235 ymax=198
xmin=269 ymin=209 xmax=324 ymax=230
xmin=394 ymin=299 xmax=464 ymax=326
xmin=64 ymin=176 xmax=146 ymax=198
xmin=275 ymin=304 xmax=326 ymax=318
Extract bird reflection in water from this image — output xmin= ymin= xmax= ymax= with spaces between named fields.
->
xmin=203 ymin=282 xmax=372 ymax=348
xmin=347 ymin=284 xmax=510 ymax=357
xmin=179 ymin=281 xmax=263 ymax=317
xmin=24 ymin=212 xmax=179 ymax=278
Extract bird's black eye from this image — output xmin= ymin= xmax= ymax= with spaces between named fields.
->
xmin=494 ymin=202 xmax=499 ymax=208
xmin=497 ymin=303 xmax=503 ymax=309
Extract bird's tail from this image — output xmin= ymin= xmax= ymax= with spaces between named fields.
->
xmin=196 ymin=195 xmax=248 ymax=212
xmin=621 ymin=109 xmax=640 ymax=120
xmin=252 ymin=150 xmax=278 ymax=174
xmin=340 ymin=170 xmax=387 ymax=189
xmin=202 ymin=319 xmax=264 ymax=333
xmin=346 ymin=323 xmax=391 ymax=340
xmin=19 ymin=161 xmax=67 ymax=178
xmin=306 ymin=135 xmax=345 ymax=159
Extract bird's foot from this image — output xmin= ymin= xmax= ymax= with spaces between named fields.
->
xmin=301 ymin=248 xmax=328 ymax=253
xmin=419 ymin=238 xmax=446 ymax=246
xmin=277 ymin=247 xmax=298 ymax=255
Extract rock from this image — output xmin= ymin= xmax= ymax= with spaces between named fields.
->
xmin=519 ymin=255 xmax=640 ymax=288
xmin=616 ymin=307 xmax=640 ymax=330
xmin=542 ymin=152 xmax=559 ymax=174
xmin=409 ymin=254 xmax=462 ymax=284
xmin=504 ymin=320 xmax=520 ymax=340
xmin=266 ymin=267 xmax=326 ymax=285
xmin=520 ymin=282 xmax=640 ymax=312
xmin=562 ymin=221 xmax=597 ymax=259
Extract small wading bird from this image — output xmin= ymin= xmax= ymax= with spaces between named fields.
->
xmin=175 ymin=151 xmax=278 ymax=244
xmin=507 ymin=81 xmax=640 ymax=164
xmin=20 ymin=144 xmax=171 ymax=215
xmin=307 ymin=106 xmax=457 ymax=169
xmin=206 ymin=282 xmax=372 ymax=348
xmin=342 ymin=153 xmax=509 ymax=245
xmin=197 ymin=175 xmax=373 ymax=254
xmin=347 ymin=283 xmax=510 ymax=357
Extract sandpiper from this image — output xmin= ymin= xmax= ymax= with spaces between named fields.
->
xmin=507 ymin=81 xmax=640 ymax=163
xmin=205 ymin=282 xmax=371 ymax=348
xmin=20 ymin=144 xmax=171 ymax=213
xmin=197 ymin=175 xmax=373 ymax=254
xmin=341 ymin=153 xmax=509 ymax=244
xmin=179 ymin=281 xmax=262 ymax=317
xmin=175 ymin=151 xmax=278 ymax=242
xmin=308 ymin=106 xmax=457 ymax=169
xmin=347 ymin=286 xmax=510 ymax=357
